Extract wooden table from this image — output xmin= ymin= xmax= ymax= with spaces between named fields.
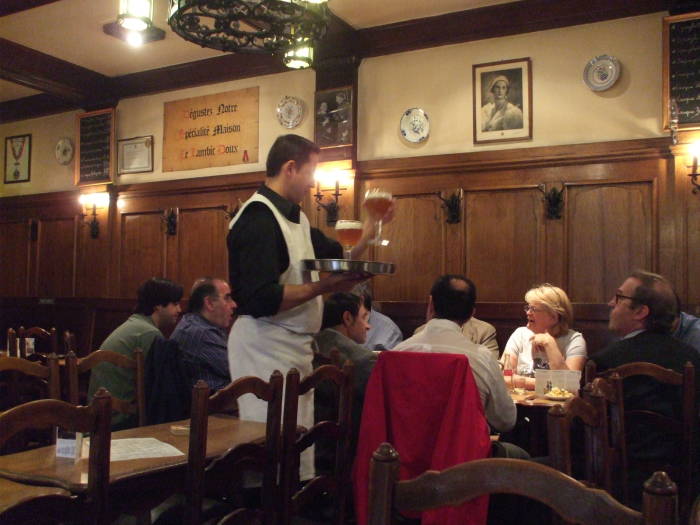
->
xmin=0 ymin=477 xmax=70 ymax=513
xmin=0 ymin=415 xmax=266 ymax=494
xmin=503 ymin=391 xmax=569 ymax=457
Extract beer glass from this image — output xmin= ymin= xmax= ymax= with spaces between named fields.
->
xmin=363 ymin=188 xmax=392 ymax=245
xmin=335 ymin=220 xmax=363 ymax=259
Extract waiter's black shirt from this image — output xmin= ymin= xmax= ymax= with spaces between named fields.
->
xmin=227 ymin=185 xmax=342 ymax=318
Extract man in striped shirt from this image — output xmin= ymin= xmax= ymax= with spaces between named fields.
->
xmin=171 ymin=277 xmax=237 ymax=391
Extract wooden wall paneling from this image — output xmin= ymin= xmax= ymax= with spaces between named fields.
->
xmin=684 ymin=179 xmax=700 ymax=308
xmin=75 ymin=204 xmax=112 ymax=298
xmin=34 ymin=216 xmax=77 ymax=297
xmin=172 ymin=205 xmax=231 ymax=293
xmin=0 ymin=220 xmax=31 ymax=296
xmin=566 ymin=180 xmax=654 ymax=303
xmin=464 ymin=187 xmax=545 ymax=302
xmin=117 ymin=209 xmax=167 ymax=298
xmin=543 ymin=183 xmax=567 ymax=288
xmin=370 ymin=190 xmax=462 ymax=301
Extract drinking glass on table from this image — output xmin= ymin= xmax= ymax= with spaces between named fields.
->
xmin=335 ymin=219 xmax=363 ymax=260
xmin=503 ymin=361 xmax=514 ymax=391
xmin=363 ymin=188 xmax=392 ymax=245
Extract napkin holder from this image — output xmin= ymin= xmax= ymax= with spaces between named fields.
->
xmin=534 ymin=369 xmax=581 ymax=395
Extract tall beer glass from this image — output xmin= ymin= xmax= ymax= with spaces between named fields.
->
xmin=335 ymin=220 xmax=363 ymax=259
xmin=363 ymin=189 xmax=392 ymax=245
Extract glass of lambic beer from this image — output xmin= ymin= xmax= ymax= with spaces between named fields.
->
xmin=335 ymin=220 xmax=363 ymax=259
xmin=363 ymin=188 xmax=392 ymax=245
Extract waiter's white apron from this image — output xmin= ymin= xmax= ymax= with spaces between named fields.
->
xmin=228 ymin=191 xmax=322 ymax=480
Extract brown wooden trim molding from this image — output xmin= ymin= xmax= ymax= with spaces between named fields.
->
xmin=115 ymin=170 xmax=267 ymax=199
xmin=358 ymin=137 xmax=672 ymax=179
xmin=358 ymin=0 xmax=668 ymax=58
xmin=0 ymin=0 xmax=61 ymax=17
xmin=0 ymin=38 xmax=115 ymax=105
xmin=0 ymin=94 xmax=78 ymax=123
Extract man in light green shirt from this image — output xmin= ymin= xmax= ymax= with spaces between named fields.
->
xmin=88 ymin=278 xmax=183 ymax=429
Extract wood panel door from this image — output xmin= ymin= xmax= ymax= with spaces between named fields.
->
xmin=35 ymin=217 xmax=77 ymax=297
xmin=118 ymin=211 xmax=167 ymax=298
xmin=0 ymin=220 xmax=32 ymax=296
xmin=566 ymin=182 xmax=654 ymax=303
xmin=372 ymin=190 xmax=463 ymax=301
xmin=465 ymin=188 xmax=545 ymax=302
xmin=170 ymin=205 xmax=230 ymax=294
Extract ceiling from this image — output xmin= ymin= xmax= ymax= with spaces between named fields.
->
xmin=0 ymin=0 xmax=668 ymax=122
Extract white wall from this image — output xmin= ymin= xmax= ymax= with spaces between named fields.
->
xmin=357 ymin=13 xmax=665 ymax=160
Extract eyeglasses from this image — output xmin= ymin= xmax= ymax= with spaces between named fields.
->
xmin=523 ymin=304 xmax=545 ymax=313
xmin=613 ymin=293 xmax=636 ymax=305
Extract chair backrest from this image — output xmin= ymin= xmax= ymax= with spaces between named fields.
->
xmin=0 ymin=355 xmax=61 ymax=410
xmin=547 ymin=388 xmax=613 ymax=493
xmin=186 ymin=373 xmax=283 ymax=525
xmin=280 ymin=362 xmax=354 ymax=525
xmin=597 ymin=361 xmax=695 ymax=519
xmin=0 ymin=389 xmax=112 ymax=525
xmin=18 ymin=326 xmax=58 ymax=358
xmin=368 ymin=443 xmax=678 ymax=525
xmin=66 ymin=349 xmax=146 ymax=426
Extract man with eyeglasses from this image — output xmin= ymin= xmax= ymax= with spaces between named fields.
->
xmin=591 ymin=270 xmax=700 ymax=507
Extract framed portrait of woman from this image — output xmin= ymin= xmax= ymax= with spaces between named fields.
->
xmin=473 ymin=58 xmax=532 ymax=145
xmin=314 ymin=86 xmax=353 ymax=148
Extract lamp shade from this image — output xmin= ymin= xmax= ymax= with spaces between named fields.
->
xmin=283 ymin=39 xmax=314 ymax=69
xmin=118 ymin=0 xmax=153 ymax=31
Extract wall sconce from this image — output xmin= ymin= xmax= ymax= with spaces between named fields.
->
xmin=314 ymin=168 xmax=353 ymax=225
xmin=688 ymin=142 xmax=700 ymax=194
xmin=78 ymin=192 xmax=110 ymax=239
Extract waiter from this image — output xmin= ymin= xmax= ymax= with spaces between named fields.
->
xmin=227 ymin=134 xmax=391 ymax=480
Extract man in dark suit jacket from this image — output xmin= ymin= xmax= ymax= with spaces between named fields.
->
xmin=313 ymin=292 xmax=377 ymax=474
xmin=591 ymin=270 xmax=700 ymax=505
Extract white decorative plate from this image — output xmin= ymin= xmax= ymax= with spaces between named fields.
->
xmin=276 ymin=96 xmax=304 ymax=129
xmin=583 ymin=55 xmax=621 ymax=92
xmin=400 ymin=108 xmax=429 ymax=143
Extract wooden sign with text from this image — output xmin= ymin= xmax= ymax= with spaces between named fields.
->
xmin=163 ymin=87 xmax=259 ymax=172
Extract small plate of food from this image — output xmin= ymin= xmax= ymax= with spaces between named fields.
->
xmin=544 ymin=387 xmax=575 ymax=401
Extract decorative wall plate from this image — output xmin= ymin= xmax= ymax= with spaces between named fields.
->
xmin=583 ymin=55 xmax=621 ymax=92
xmin=276 ymin=96 xmax=304 ymax=129
xmin=400 ymin=108 xmax=430 ymax=143
xmin=55 ymin=137 xmax=74 ymax=165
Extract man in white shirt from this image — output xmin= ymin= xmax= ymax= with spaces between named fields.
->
xmin=392 ymin=274 xmax=516 ymax=434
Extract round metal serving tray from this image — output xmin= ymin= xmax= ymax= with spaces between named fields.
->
xmin=302 ymin=259 xmax=395 ymax=275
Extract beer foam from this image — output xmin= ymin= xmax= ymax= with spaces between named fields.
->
xmin=335 ymin=220 xmax=362 ymax=229
xmin=365 ymin=190 xmax=392 ymax=200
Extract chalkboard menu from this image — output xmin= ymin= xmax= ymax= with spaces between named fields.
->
xmin=663 ymin=12 xmax=700 ymax=130
xmin=75 ymin=108 xmax=114 ymax=186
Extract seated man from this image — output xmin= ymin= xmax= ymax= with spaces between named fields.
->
xmin=353 ymin=283 xmax=403 ymax=350
xmin=673 ymin=293 xmax=700 ymax=354
xmin=413 ymin=278 xmax=499 ymax=360
xmin=313 ymin=292 xmax=378 ymax=471
xmin=592 ymin=270 xmax=700 ymax=505
xmin=171 ymin=277 xmax=237 ymax=391
xmin=392 ymin=274 xmax=516 ymax=435
xmin=88 ymin=277 xmax=183 ymax=429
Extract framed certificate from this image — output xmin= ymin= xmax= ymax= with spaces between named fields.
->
xmin=118 ymin=135 xmax=153 ymax=174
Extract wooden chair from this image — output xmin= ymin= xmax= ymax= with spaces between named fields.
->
xmin=280 ymin=363 xmax=354 ymax=525
xmin=547 ymin=388 xmax=613 ymax=493
xmin=65 ymin=349 xmax=146 ymax=426
xmin=186 ymin=373 xmax=283 ymax=525
xmin=596 ymin=361 xmax=696 ymax=519
xmin=18 ymin=326 xmax=58 ymax=359
xmin=0 ymin=389 xmax=112 ymax=525
xmin=368 ymin=442 xmax=679 ymax=525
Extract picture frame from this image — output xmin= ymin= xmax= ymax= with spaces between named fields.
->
xmin=76 ymin=108 xmax=115 ymax=187
xmin=473 ymin=58 xmax=532 ymax=145
xmin=118 ymin=135 xmax=154 ymax=174
xmin=662 ymin=12 xmax=700 ymax=131
xmin=4 ymin=134 xmax=31 ymax=184
xmin=314 ymin=86 xmax=353 ymax=148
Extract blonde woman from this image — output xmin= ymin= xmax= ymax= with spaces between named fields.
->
xmin=502 ymin=284 xmax=586 ymax=389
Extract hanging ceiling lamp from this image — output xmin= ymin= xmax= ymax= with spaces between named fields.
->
xmin=168 ymin=0 xmax=329 ymax=69
xmin=118 ymin=0 xmax=154 ymax=31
